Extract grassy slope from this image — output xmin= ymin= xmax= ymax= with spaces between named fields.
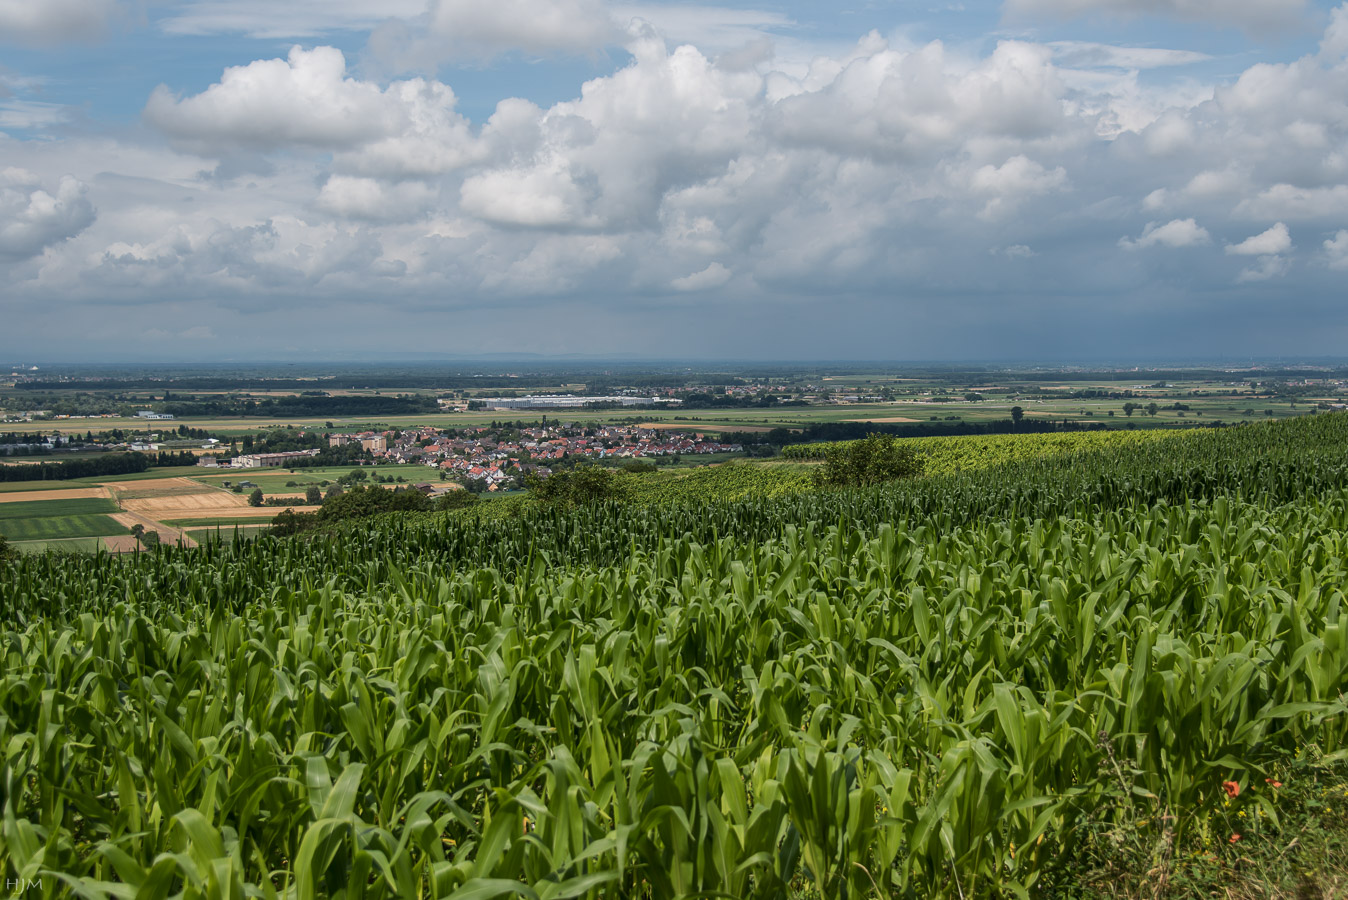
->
xmin=0 ymin=515 xmax=128 ymax=540
xmin=11 ymin=537 xmax=105 ymax=554
xmin=0 ymin=480 xmax=91 ymax=493
xmin=0 ymin=497 xmax=120 ymax=519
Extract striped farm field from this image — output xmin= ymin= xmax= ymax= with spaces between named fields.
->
xmin=0 ymin=514 xmax=127 ymax=541
xmin=163 ymin=515 xmax=285 ymax=527
xmin=184 ymin=524 xmax=271 ymax=543
xmin=0 ymin=497 xmax=120 ymax=520
xmin=2 ymin=415 xmax=1348 ymax=897
xmin=11 ymin=536 xmax=104 ymax=554
xmin=0 ymin=497 xmax=128 ymax=542
xmin=0 ymin=480 xmax=93 ymax=494
xmin=782 ymin=426 xmax=1184 ymax=475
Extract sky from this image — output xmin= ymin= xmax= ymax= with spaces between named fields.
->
xmin=1 ymin=0 xmax=1347 ymax=362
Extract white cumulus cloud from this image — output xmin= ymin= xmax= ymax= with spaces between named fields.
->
xmin=671 ymin=261 xmax=732 ymax=290
xmin=1226 ymin=222 xmax=1291 ymax=255
xmin=1322 ymin=230 xmax=1348 ymax=269
xmin=1236 ymin=254 xmax=1290 ymax=281
xmin=144 ymin=46 xmax=481 ymax=177
xmin=1119 ymin=218 xmax=1211 ymax=249
xmin=0 ymin=171 xmax=95 ymax=261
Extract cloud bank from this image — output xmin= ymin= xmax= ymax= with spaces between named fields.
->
xmin=4 ymin=3 xmax=1348 ymax=358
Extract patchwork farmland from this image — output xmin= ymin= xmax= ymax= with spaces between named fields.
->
xmin=1 ymin=415 xmax=1347 ymax=896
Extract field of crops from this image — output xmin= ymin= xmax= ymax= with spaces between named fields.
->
xmin=782 ymin=428 xmax=1185 ymax=476
xmin=0 ymin=498 xmax=120 ymax=520
xmin=2 ymin=416 xmax=1348 ymax=897
xmin=0 ymin=497 xmax=128 ymax=541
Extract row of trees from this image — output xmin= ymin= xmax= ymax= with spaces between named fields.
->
xmin=268 ymin=484 xmax=477 ymax=536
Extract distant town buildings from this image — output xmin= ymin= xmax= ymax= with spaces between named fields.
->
xmin=136 ymin=410 xmax=175 ymax=419
xmin=198 ymin=449 xmax=321 ymax=468
xmin=329 ymin=433 xmax=387 ymax=451
xmin=474 ymin=395 xmax=681 ymax=410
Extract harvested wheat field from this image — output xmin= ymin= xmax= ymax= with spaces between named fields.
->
xmin=104 ymin=477 xmax=220 ymax=500
xmin=121 ymin=492 xmax=250 ymax=514
xmin=0 ymin=487 xmax=109 ymax=504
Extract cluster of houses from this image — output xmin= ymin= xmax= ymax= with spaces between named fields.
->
xmin=361 ymin=424 xmax=742 ymax=490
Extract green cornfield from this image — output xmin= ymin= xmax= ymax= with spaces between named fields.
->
xmin=2 ymin=416 xmax=1347 ymax=897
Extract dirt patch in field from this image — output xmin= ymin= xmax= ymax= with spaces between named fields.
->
xmin=0 ymin=487 xmax=109 ymax=503
xmin=109 ymin=512 xmax=197 ymax=549
xmin=844 ymin=416 xmax=919 ymax=423
xmin=102 ymin=535 xmax=142 ymax=553
xmin=122 ymin=492 xmax=250 ymax=514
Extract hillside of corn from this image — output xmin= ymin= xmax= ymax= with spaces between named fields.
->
xmin=781 ymin=426 xmax=1187 ymax=476
xmin=2 ymin=415 xmax=1348 ymax=898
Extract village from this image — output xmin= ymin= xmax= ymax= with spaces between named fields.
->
xmin=326 ymin=423 xmax=743 ymax=491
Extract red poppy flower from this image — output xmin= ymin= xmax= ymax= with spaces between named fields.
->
xmin=1222 ymin=780 xmax=1240 ymax=798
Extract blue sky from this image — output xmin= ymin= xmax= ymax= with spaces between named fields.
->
xmin=2 ymin=0 xmax=1346 ymax=361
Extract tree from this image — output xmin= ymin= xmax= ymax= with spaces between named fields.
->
xmin=526 ymin=465 xmax=627 ymax=507
xmin=813 ymin=433 xmax=924 ymax=489
xmin=269 ymin=508 xmax=313 ymax=536
xmin=1146 ymin=402 xmax=1159 ymax=416
xmin=248 ymin=488 xmax=264 ymax=507
xmin=130 ymin=523 xmax=145 ymax=539
xmin=139 ymin=530 xmax=160 ymax=549
xmin=434 ymin=490 xmax=478 ymax=512
xmin=305 ymin=484 xmax=322 ymax=504
xmin=1010 ymin=406 xmax=1024 ymax=425
xmin=1122 ymin=402 xmax=1137 ymax=417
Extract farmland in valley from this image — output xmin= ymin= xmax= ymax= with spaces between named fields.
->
xmin=0 ymin=496 xmax=127 ymax=542
xmin=2 ymin=414 xmax=1347 ymax=896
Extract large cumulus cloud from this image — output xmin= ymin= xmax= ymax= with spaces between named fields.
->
xmin=0 ymin=169 xmax=95 ymax=261
xmin=144 ymin=46 xmax=482 ymax=177
xmin=4 ymin=3 xmax=1348 ymax=358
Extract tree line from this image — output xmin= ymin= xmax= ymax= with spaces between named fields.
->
xmin=0 ymin=451 xmax=196 ymax=482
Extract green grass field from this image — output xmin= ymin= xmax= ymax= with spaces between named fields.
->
xmin=11 ymin=537 xmax=105 ymax=554
xmin=165 ymin=516 xmax=280 ymax=528
xmin=0 ymin=497 xmax=127 ymax=542
xmin=190 ymin=466 xmax=410 ymax=492
xmin=0 ymin=480 xmax=90 ymax=493
xmin=0 ymin=515 xmax=127 ymax=541
xmin=0 ymin=497 xmax=120 ymax=520
xmin=72 ymin=466 xmax=204 ymax=483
